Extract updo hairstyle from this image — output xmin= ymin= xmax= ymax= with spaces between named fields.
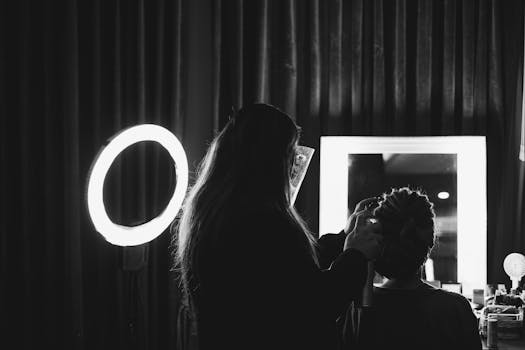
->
xmin=374 ymin=187 xmax=436 ymax=280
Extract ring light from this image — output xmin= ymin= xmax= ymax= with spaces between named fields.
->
xmin=87 ymin=124 xmax=188 ymax=246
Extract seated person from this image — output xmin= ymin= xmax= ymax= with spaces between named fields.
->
xmin=320 ymin=187 xmax=482 ymax=350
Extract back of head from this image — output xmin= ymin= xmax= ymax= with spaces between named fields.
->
xmin=226 ymin=103 xmax=299 ymax=201
xmin=175 ymin=103 xmax=316 ymax=308
xmin=374 ymin=187 xmax=436 ymax=280
xmin=182 ymin=103 xmax=300 ymax=230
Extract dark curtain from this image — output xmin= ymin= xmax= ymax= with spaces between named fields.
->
xmin=1 ymin=0 xmax=215 ymax=349
xmin=2 ymin=1 xmax=525 ymax=350
xmin=212 ymin=0 xmax=525 ymax=285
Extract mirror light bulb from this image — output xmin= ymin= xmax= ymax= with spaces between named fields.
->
xmin=437 ymin=191 xmax=450 ymax=200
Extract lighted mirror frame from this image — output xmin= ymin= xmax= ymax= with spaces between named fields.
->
xmin=319 ymin=136 xmax=487 ymax=296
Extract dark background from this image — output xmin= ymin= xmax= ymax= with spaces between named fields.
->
xmin=1 ymin=0 xmax=525 ymax=349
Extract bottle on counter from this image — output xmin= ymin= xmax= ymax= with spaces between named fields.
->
xmin=486 ymin=316 xmax=498 ymax=349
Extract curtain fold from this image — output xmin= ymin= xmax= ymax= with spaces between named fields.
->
xmin=2 ymin=1 xmax=525 ymax=349
xmin=521 ymin=11 xmax=525 ymax=163
xmin=2 ymin=0 xmax=194 ymax=348
xmin=212 ymin=0 xmax=525 ymax=285
xmin=64 ymin=1 xmax=85 ymax=348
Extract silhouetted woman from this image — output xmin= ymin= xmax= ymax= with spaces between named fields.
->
xmin=176 ymin=104 xmax=381 ymax=350
xmin=343 ymin=188 xmax=481 ymax=350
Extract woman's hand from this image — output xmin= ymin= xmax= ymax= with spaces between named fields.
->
xmin=343 ymin=210 xmax=383 ymax=261
xmin=344 ymin=197 xmax=380 ymax=235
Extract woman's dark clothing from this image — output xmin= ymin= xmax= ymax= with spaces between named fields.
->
xmin=318 ymin=231 xmax=349 ymax=270
xmin=317 ymin=231 xmax=482 ymax=350
xmin=343 ymin=284 xmax=482 ymax=350
xmin=194 ymin=207 xmax=368 ymax=350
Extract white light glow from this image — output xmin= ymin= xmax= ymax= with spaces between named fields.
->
xmin=425 ymin=258 xmax=435 ymax=281
xmin=438 ymin=191 xmax=450 ymax=200
xmin=319 ymin=136 xmax=487 ymax=298
xmin=87 ymin=124 xmax=188 ymax=246
xmin=503 ymin=253 xmax=525 ymax=289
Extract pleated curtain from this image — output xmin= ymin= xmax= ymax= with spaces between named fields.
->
xmin=1 ymin=0 xmax=191 ymax=349
xmin=212 ymin=0 xmax=525 ymax=287
xmin=2 ymin=1 xmax=525 ymax=350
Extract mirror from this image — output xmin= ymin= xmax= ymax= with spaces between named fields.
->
xmin=319 ymin=137 xmax=486 ymax=297
xmin=347 ymin=153 xmax=457 ymax=283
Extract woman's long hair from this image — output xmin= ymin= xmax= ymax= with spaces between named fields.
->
xmin=174 ymin=104 xmax=316 ymax=310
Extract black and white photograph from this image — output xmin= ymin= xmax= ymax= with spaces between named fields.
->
xmin=2 ymin=1 xmax=525 ymax=349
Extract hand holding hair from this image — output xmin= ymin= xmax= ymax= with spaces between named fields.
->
xmin=345 ymin=197 xmax=381 ymax=235
xmin=343 ymin=210 xmax=383 ymax=260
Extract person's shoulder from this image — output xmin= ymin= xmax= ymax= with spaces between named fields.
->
xmin=373 ymin=283 xmax=465 ymax=303
xmin=429 ymin=286 xmax=467 ymax=301
xmin=426 ymin=286 xmax=473 ymax=311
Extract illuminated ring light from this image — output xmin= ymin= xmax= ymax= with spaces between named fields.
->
xmin=87 ymin=124 xmax=188 ymax=246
